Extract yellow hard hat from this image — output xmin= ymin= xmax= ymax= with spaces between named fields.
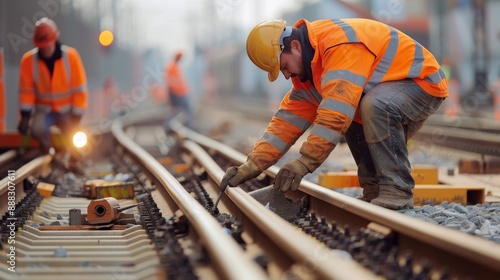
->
xmin=246 ymin=20 xmax=292 ymax=82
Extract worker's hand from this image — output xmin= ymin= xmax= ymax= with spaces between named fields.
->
xmin=274 ymin=159 xmax=311 ymax=192
xmin=220 ymin=166 xmax=238 ymax=189
xmin=220 ymin=160 xmax=261 ymax=189
xmin=17 ymin=116 xmax=30 ymax=135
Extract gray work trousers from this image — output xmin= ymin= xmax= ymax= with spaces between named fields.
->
xmin=344 ymin=79 xmax=445 ymax=193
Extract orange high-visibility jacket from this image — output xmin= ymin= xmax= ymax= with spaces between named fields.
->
xmin=0 ymin=47 xmax=5 ymax=131
xmin=248 ymin=18 xmax=449 ymax=171
xmin=165 ymin=61 xmax=189 ymax=96
xmin=18 ymin=45 xmax=88 ymax=115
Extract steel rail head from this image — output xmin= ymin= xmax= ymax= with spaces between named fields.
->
xmin=182 ymin=139 xmax=377 ymax=280
xmin=417 ymin=125 xmax=500 ymax=157
xmin=0 ymin=150 xmax=17 ymax=166
xmin=426 ymin=114 xmax=500 ymax=132
xmin=110 ymin=119 xmax=268 ymax=280
xmin=0 ymin=154 xmax=52 ymax=196
xmin=180 ymin=120 xmax=500 ymax=276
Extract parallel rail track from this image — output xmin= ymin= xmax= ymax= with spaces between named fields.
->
xmin=171 ymin=116 xmax=500 ymax=280
xmin=1 ymin=110 xmax=499 ymax=279
xmin=415 ymin=117 xmax=500 ymax=157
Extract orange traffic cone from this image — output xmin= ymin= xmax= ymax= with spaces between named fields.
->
xmin=445 ymin=78 xmax=460 ymax=118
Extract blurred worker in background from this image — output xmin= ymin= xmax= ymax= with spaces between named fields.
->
xmin=164 ymin=51 xmax=193 ymax=131
xmin=221 ymin=18 xmax=448 ymax=210
xmin=17 ymin=17 xmax=87 ymax=169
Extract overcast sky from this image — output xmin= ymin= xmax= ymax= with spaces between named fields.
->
xmin=134 ymin=0 xmax=307 ymax=56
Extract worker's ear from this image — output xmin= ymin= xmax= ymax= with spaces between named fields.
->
xmin=291 ymin=40 xmax=302 ymax=53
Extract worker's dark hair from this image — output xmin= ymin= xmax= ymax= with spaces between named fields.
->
xmin=282 ymin=28 xmax=300 ymax=54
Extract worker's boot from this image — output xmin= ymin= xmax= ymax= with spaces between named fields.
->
xmin=370 ymin=185 xmax=413 ymax=210
xmin=356 ymin=185 xmax=379 ymax=202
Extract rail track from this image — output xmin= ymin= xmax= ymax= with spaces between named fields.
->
xmin=170 ymin=116 xmax=500 ymax=280
xmin=1 ymin=109 xmax=499 ymax=279
xmin=415 ymin=114 xmax=500 ymax=157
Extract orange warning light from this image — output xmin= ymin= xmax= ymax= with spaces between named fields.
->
xmin=99 ymin=30 xmax=114 ymax=47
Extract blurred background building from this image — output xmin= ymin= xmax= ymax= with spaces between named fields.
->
xmin=1 ymin=0 xmax=499 ymax=131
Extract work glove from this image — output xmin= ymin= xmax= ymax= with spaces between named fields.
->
xmin=17 ymin=113 xmax=31 ymax=135
xmin=274 ymin=156 xmax=318 ymax=192
xmin=220 ymin=160 xmax=262 ymax=189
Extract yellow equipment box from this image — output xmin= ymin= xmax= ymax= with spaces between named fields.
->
xmin=37 ymin=182 xmax=56 ymax=198
xmin=318 ymin=171 xmax=359 ymax=188
xmin=411 ymin=165 xmax=438 ymax=184
xmin=318 ymin=165 xmax=438 ymax=188
xmin=318 ymin=169 xmax=485 ymax=206
xmin=413 ymin=184 xmax=485 ymax=205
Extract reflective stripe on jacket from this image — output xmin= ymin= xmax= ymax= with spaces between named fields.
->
xmin=248 ymin=18 xmax=449 ymax=171
xmin=165 ymin=61 xmax=189 ymax=96
xmin=18 ymin=45 xmax=88 ymax=115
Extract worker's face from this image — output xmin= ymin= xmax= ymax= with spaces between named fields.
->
xmin=279 ymin=40 xmax=306 ymax=81
xmin=39 ymin=43 xmax=56 ymax=58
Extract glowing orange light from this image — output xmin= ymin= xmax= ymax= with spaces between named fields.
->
xmin=99 ymin=30 xmax=114 ymax=47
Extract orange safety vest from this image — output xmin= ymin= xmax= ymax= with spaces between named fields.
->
xmin=18 ymin=45 xmax=88 ymax=115
xmin=248 ymin=18 xmax=449 ymax=171
xmin=0 ymin=47 xmax=5 ymax=132
xmin=165 ymin=61 xmax=189 ymax=96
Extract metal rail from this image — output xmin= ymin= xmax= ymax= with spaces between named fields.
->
xmin=415 ymin=125 xmax=500 ymax=156
xmin=0 ymin=154 xmax=51 ymax=215
xmin=0 ymin=150 xmax=17 ymax=166
xmin=111 ymin=120 xmax=268 ymax=280
xmin=175 ymin=121 xmax=500 ymax=280
xmin=182 ymin=139 xmax=376 ymax=280
xmin=426 ymin=114 xmax=500 ymax=133
xmin=3 ymin=109 xmax=499 ymax=279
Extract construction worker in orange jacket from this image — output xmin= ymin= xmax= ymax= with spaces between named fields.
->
xmin=164 ymin=51 xmax=193 ymax=130
xmin=17 ymin=18 xmax=88 ymax=156
xmin=221 ymin=18 xmax=448 ymax=210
